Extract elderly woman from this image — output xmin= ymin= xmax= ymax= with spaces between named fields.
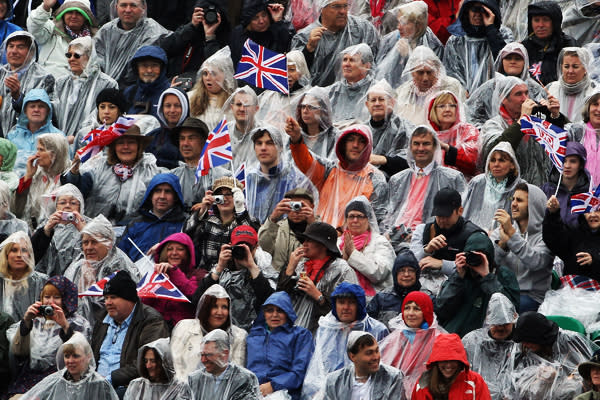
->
xmin=247 ymin=291 xmax=313 ymax=399
xmin=376 ymin=1 xmax=444 ymax=89
xmin=14 ymin=133 xmax=70 ymax=231
xmin=426 ymin=90 xmax=480 ymax=179
xmin=463 ymin=141 xmax=523 ymax=232
xmin=189 ymin=47 xmax=237 ymax=130
xmin=395 ymin=46 xmax=466 ymax=126
xmin=0 ymin=138 xmax=18 ymax=191
xmin=32 ymin=184 xmax=87 ymax=276
xmin=0 ymin=232 xmax=47 ymax=321
xmin=547 ymin=47 xmax=597 ymax=123
xmin=567 ymin=92 xmax=600 ymax=187
xmin=0 ymin=181 xmax=28 ymax=241
xmin=54 ymin=36 xmax=118 ymax=140
xmin=21 ymin=332 xmax=118 ymax=400
xmin=170 ymin=284 xmax=247 ymax=380
xmin=7 ymin=276 xmax=91 ymax=397
xmin=575 ymin=350 xmax=600 ymax=400
xmin=61 ymin=124 xmax=159 ymax=226
xmin=337 ymin=196 xmax=394 ymax=296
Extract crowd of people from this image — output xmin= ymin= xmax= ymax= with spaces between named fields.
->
xmin=1 ymin=0 xmax=600 ymax=398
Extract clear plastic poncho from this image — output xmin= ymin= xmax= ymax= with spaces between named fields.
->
xmin=538 ymin=287 xmax=600 ymax=334
xmin=0 ymin=31 xmax=55 ymax=135
xmin=54 ymin=37 xmax=119 ymax=137
xmin=0 ymin=232 xmax=48 ymax=320
xmin=170 ymin=163 xmax=230 ymax=211
xmin=500 ymin=0 xmax=530 ymax=41
xmin=290 ymin=13 xmax=380 ymax=87
xmin=124 ymin=337 xmax=191 ymax=400
xmin=20 ymin=332 xmax=118 ymax=400
xmin=0 ymin=180 xmax=28 ymax=238
xmin=223 ymin=86 xmax=262 ymax=170
xmin=320 ymin=362 xmax=406 ymax=400
xmin=562 ymin=0 xmax=600 ymax=47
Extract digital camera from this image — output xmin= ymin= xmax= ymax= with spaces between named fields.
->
xmin=214 ymin=195 xmax=225 ymax=204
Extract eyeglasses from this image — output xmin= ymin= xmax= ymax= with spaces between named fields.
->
xmin=347 ymin=214 xmax=367 ymax=220
xmin=300 ymin=104 xmax=319 ymax=111
xmin=435 ymin=104 xmax=457 ymax=110
xmin=65 ymin=52 xmax=81 ymax=59
xmin=327 ymin=3 xmax=349 ymax=10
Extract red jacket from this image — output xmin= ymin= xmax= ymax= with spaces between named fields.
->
xmin=423 ymin=0 xmax=461 ymax=44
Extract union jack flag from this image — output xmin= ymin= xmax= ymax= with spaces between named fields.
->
xmin=136 ymin=272 xmax=190 ymax=303
xmin=529 ymin=62 xmax=542 ymax=81
xmin=571 ymin=185 xmax=600 ymax=214
xmin=520 ymin=115 xmax=567 ymax=172
xmin=234 ymin=162 xmax=246 ymax=189
xmin=78 ymin=272 xmax=118 ymax=297
xmin=234 ymin=39 xmax=289 ymax=94
xmin=77 ymin=116 xmax=136 ymax=163
xmin=196 ymin=118 xmax=232 ymax=180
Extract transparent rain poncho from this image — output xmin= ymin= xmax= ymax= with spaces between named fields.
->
xmin=223 ymin=86 xmax=262 ymax=170
xmin=0 ymin=180 xmax=28 ymax=238
xmin=547 ymin=47 xmax=598 ymax=123
xmin=292 ymin=86 xmax=339 ymax=160
xmin=290 ymin=9 xmax=379 ymax=87
xmin=395 ymin=46 xmax=466 ymax=126
xmin=562 ymin=0 xmax=600 ymax=47
xmin=461 ymin=293 xmax=519 ymax=400
xmin=170 ymin=284 xmax=248 ymax=381
xmin=376 ymin=1 xmax=444 ymax=89
xmin=0 ymin=232 xmax=48 ymax=321
xmin=0 ymin=31 xmax=55 ymax=136
xmin=124 ymin=337 xmax=191 ymax=400
xmin=466 ymin=42 xmax=548 ymax=128
xmin=54 ymin=36 xmax=119 ymax=137
xmin=585 ymin=43 xmax=600 ymax=82
xmin=170 ymin=162 xmax=230 ymax=212
xmin=538 ymin=287 xmax=600 ymax=333
xmin=187 ymin=329 xmax=261 ymax=400
xmin=20 ymin=332 xmax=118 ymax=400
xmin=35 ymin=184 xmax=87 ymax=276
xmin=463 ymin=141 xmax=523 ymax=232
xmin=328 ymin=43 xmax=374 ymax=123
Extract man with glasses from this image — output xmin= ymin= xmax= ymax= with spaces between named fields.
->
xmin=291 ymin=0 xmax=379 ymax=87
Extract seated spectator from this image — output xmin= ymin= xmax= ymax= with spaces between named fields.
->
xmin=395 ymin=46 xmax=466 ymax=126
xmin=123 ymin=338 xmax=189 ymax=400
xmin=0 ymin=31 xmax=54 ymax=136
xmin=466 ymin=42 xmax=547 ymax=128
xmin=8 ymin=89 xmax=63 ymax=179
xmin=380 ymin=291 xmax=443 ymax=397
xmin=188 ymin=47 xmax=236 ymax=130
xmin=54 ymin=37 xmax=118 ymax=140
xmin=62 ymin=124 xmax=159 ymax=226
xmin=247 ymin=291 xmax=313 ymax=399
xmin=322 ymin=331 xmax=405 ymax=399
xmin=118 ymin=173 xmax=186 ymax=262
xmin=285 ymin=122 xmax=388 ymax=229
xmin=562 ymin=0 xmax=600 ymax=46
xmin=0 ymin=310 xmax=13 ymax=396
xmin=521 ymin=1 xmax=576 ymax=85
xmin=544 ymin=195 xmax=600 ymax=282
xmin=184 ymin=176 xmax=260 ymax=269
xmin=547 ymin=47 xmax=597 ymax=123
xmin=258 ymin=188 xmax=317 ymax=272
xmin=0 ymin=181 xmax=28 ymax=241
xmin=7 ymin=276 xmax=91 ymax=397
xmin=463 ymin=141 xmax=524 ymax=232
xmin=225 ymin=87 xmax=261 ymax=169
xmin=366 ymin=250 xmax=423 ymax=327
xmin=0 ymin=232 xmax=47 ymax=321
xmin=302 ymin=282 xmax=389 ymax=399
xmin=0 ymin=138 xmax=19 ymax=191
xmin=492 ymin=183 xmax=553 ymax=312
xmin=0 ymin=0 xmax=21 ymax=46
xmin=575 ymin=350 xmax=600 ymax=400
xmin=123 ymin=46 xmax=170 ymax=117
xmin=444 ymin=0 xmax=512 ymax=95
xmin=146 ymin=88 xmax=188 ymax=169
xmin=328 ymin=43 xmax=373 ymax=123
xmin=567 ymin=92 xmax=600 ymax=188
xmin=171 ymin=284 xmax=247 ymax=380
xmin=277 ymin=222 xmax=358 ymax=332
xmin=423 ymin=0 xmax=461 ymax=44
xmin=386 ymin=127 xmax=467 ymax=234
xmin=412 ymin=333 xmax=491 ymax=399
xmin=338 ymin=196 xmax=394 ymax=295
xmin=92 ymin=271 xmax=169 ymax=394
xmin=187 ymin=329 xmax=260 ymax=399
xmin=20 ymin=332 xmax=118 ymax=400
xmin=32 ymin=184 xmax=87 ymax=276
xmin=435 ymin=231 xmax=520 ymax=337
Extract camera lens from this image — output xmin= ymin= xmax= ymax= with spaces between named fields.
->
xmin=40 ymin=305 xmax=54 ymax=317
xmin=204 ymin=6 xmax=218 ymax=24
xmin=231 ymin=245 xmax=246 ymax=260
xmin=465 ymin=251 xmax=483 ymax=267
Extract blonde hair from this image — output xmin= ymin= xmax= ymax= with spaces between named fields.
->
xmin=429 ymin=93 xmax=457 ymax=128
xmin=0 ymin=239 xmax=34 ymax=278
xmin=189 ymin=71 xmax=230 ymax=117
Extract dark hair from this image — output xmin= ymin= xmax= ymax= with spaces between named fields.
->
xmin=251 ymin=129 xmax=272 ymax=144
xmin=429 ymin=361 xmax=464 ymax=397
xmin=197 ymin=295 xmax=231 ymax=330
xmin=348 ymin=334 xmax=376 ymax=355
xmin=411 ymin=126 xmax=437 ymax=146
xmin=583 ymin=93 xmax=600 ymax=123
xmin=141 ymin=348 xmax=168 ymax=383
xmin=514 ymin=182 xmax=529 ymax=193
xmin=7 ymin=35 xmax=32 ymax=48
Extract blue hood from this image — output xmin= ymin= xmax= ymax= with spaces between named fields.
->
xmin=17 ymin=88 xmax=55 ymax=131
xmin=129 ymin=45 xmax=168 ymax=80
xmin=256 ymin=291 xmax=297 ymax=326
xmin=1 ymin=0 xmax=14 ymax=22
xmin=140 ymin=173 xmax=184 ymax=212
xmin=331 ymin=282 xmax=366 ymax=321
xmin=392 ymin=249 xmax=421 ymax=295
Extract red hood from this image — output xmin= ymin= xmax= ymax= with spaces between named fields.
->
xmin=335 ymin=124 xmax=373 ymax=171
xmin=426 ymin=91 xmax=460 ymax=132
xmin=426 ymin=333 xmax=470 ymax=369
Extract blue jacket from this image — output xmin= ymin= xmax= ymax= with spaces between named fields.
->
xmin=246 ymin=291 xmax=314 ymax=400
xmin=0 ymin=0 xmax=22 ymax=47
xmin=118 ymin=173 xmax=186 ymax=261
xmin=123 ymin=46 xmax=170 ymax=118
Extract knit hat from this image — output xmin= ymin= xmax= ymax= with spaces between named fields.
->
xmin=103 ymin=271 xmax=139 ymax=303
xmin=512 ymin=311 xmax=559 ymax=345
xmin=96 ymin=88 xmax=127 ymax=114
xmin=345 ymin=198 xmax=368 ymax=218
xmin=402 ymin=291 xmax=434 ymax=326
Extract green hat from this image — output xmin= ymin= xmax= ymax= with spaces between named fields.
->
xmin=464 ymin=232 xmax=494 ymax=267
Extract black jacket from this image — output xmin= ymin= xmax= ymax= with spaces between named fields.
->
xmin=422 ymin=217 xmax=485 ymax=262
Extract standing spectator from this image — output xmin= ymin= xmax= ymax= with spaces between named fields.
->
xmin=225 ymin=87 xmax=261 ymax=170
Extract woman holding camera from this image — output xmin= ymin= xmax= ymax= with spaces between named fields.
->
xmin=6 ymin=275 xmax=91 ymax=397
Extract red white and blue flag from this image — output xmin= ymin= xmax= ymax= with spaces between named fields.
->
xmin=234 ymin=39 xmax=289 ymax=95
xmin=77 ymin=116 xmax=136 ymax=163
xmin=78 ymin=272 xmax=118 ymax=297
xmin=136 ymin=272 xmax=190 ymax=303
xmin=234 ymin=162 xmax=246 ymax=189
xmin=529 ymin=62 xmax=542 ymax=81
xmin=520 ymin=115 xmax=567 ymax=172
xmin=196 ymin=118 xmax=232 ymax=180
xmin=571 ymin=185 xmax=600 ymax=214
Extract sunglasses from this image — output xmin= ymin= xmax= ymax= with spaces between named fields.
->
xmin=65 ymin=52 xmax=82 ymax=59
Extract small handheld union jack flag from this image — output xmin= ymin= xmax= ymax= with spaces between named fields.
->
xmin=137 ymin=272 xmax=190 ymax=303
xmin=77 ymin=116 xmax=136 ymax=163
xmin=529 ymin=62 xmax=542 ymax=81
xmin=571 ymin=185 xmax=600 ymax=214
xmin=196 ymin=118 xmax=232 ymax=181
xmin=520 ymin=115 xmax=567 ymax=172
xmin=234 ymin=39 xmax=289 ymax=95
xmin=78 ymin=272 xmax=118 ymax=297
